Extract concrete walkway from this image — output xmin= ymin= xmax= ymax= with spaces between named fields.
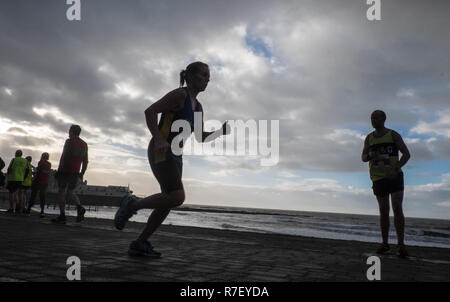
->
xmin=0 ymin=211 xmax=449 ymax=282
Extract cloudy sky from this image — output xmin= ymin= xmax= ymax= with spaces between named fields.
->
xmin=1 ymin=0 xmax=449 ymax=219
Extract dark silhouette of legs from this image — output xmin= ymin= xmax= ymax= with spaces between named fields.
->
xmin=376 ymin=195 xmax=390 ymax=244
xmin=391 ymin=191 xmax=405 ymax=246
xmin=132 ymin=189 xmax=185 ymax=242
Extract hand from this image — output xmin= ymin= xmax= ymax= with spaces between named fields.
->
xmin=155 ymin=138 xmax=170 ymax=153
xmin=222 ymin=121 xmax=231 ymax=135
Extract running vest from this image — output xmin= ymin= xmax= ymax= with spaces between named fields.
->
xmin=62 ymin=137 xmax=87 ymax=173
xmin=22 ymin=162 xmax=33 ymax=187
xmin=7 ymin=157 xmax=28 ymax=182
xmin=153 ymin=87 xmax=201 ymax=163
xmin=368 ymin=129 xmax=400 ymax=182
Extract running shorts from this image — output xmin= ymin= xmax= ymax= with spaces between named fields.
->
xmin=57 ymin=172 xmax=80 ymax=190
xmin=7 ymin=181 xmax=22 ymax=193
xmin=372 ymin=172 xmax=404 ymax=197
xmin=148 ymin=140 xmax=183 ymax=193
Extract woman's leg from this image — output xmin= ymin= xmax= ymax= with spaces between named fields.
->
xmin=131 ymin=142 xmax=185 ymax=244
xmin=137 ymin=208 xmax=172 ymax=242
xmin=132 ymin=189 xmax=185 ymax=211
xmin=133 ymin=189 xmax=184 ymax=240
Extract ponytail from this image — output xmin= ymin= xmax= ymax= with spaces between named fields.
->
xmin=179 ymin=70 xmax=187 ymax=87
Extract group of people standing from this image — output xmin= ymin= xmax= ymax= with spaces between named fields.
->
xmin=0 ymin=150 xmax=50 ymax=217
xmin=0 ymin=124 xmax=89 ymax=224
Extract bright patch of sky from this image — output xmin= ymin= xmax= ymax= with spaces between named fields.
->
xmin=245 ymin=34 xmax=272 ymax=59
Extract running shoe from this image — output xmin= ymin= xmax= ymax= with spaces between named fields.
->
xmin=51 ymin=215 xmax=66 ymax=224
xmin=76 ymin=206 xmax=86 ymax=222
xmin=128 ymin=240 xmax=161 ymax=258
xmin=397 ymin=245 xmax=409 ymax=258
xmin=114 ymin=194 xmax=137 ymax=230
xmin=376 ymin=243 xmax=390 ymax=254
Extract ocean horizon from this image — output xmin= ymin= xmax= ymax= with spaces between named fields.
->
xmin=22 ymin=203 xmax=450 ymax=249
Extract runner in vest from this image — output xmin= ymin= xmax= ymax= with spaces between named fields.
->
xmin=114 ymin=61 xmax=230 ymax=257
xmin=26 ymin=152 xmax=51 ymax=217
xmin=19 ymin=156 xmax=33 ymax=214
xmin=52 ymin=125 xmax=88 ymax=224
xmin=6 ymin=150 xmax=29 ymax=213
xmin=362 ymin=110 xmax=411 ymax=258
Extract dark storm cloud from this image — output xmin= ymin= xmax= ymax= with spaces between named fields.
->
xmin=0 ymin=0 xmax=449 ymax=174
xmin=0 ymin=0 xmax=278 ymax=142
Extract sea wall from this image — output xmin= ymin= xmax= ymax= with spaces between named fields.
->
xmin=0 ymin=190 xmax=123 ymax=208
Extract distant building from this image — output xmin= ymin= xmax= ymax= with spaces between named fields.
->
xmin=74 ymin=184 xmax=130 ymax=197
xmin=47 ymin=170 xmax=130 ymax=197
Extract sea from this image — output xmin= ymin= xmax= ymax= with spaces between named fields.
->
xmin=38 ymin=204 xmax=450 ymax=249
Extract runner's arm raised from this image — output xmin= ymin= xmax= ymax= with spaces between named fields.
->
xmin=194 ymin=102 xmax=230 ymax=143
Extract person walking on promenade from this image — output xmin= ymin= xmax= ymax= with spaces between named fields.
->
xmin=26 ymin=152 xmax=51 ymax=217
xmin=52 ymin=125 xmax=88 ymax=224
xmin=361 ymin=110 xmax=411 ymax=258
xmin=114 ymin=61 xmax=230 ymax=257
xmin=19 ymin=156 xmax=33 ymax=213
xmin=0 ymin=156 xmax=5 ymax=188
xmin=6 ymin=150 xmax=29 ymax=213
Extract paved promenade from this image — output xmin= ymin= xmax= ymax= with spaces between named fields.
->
xmin=0 ymin=210 xmax=449 ymax=282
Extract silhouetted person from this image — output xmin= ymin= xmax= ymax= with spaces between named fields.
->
xmin=19 ymin=156 xmax=33 ymax=213
xmin=362 ymin=110 xmax=411 ymax=258
xmin=6 ymin=150 xmax=28 ymax=213
xmin=52 ymin=125 xmax=88 ymax=224
xmin=26 ymin=153 xmax=51 ymax=217
xmin=114 ymin=61 xmax=230 ymax=257
xmin=0 ymin=156 xmax=5 ymax=188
